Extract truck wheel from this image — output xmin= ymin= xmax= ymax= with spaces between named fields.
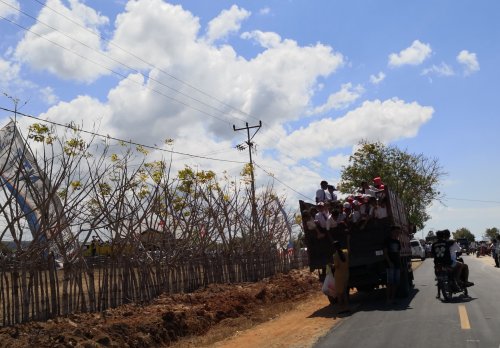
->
xmin=397 ymin=261 xmax=411 ymax=298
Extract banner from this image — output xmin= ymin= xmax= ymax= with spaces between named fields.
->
xmin=0 ymin=120 xmax=73 ymax=254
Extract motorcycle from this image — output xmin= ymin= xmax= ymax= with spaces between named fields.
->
xmin=435 ymin=264 xmax=468 ymax=301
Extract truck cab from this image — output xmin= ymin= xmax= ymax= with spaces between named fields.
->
xmin=456 ymin=238 xmax=470 ymax=255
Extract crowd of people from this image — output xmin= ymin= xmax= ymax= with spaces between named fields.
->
xmin=304 ymin=177 xmax=400 ymax=310
xmin=306 ymin=177 xmax=390 ymax=240
xmin=304 ymin=177 xmax=499 ymax=308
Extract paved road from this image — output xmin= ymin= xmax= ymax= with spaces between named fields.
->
xmin=314 ymin=255 xmax=500 ymax=348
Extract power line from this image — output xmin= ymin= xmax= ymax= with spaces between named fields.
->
xmin=10 ymin=1 xmax=316 ymax=169
xmin=31 ymin=0 xmax=254 ymax=123
xmin=0 ymin=0 xmax=249 ymax=125
xmin=2 ymin=2 xmax=334 ymax=181
xmin=254 ymin=162 xmax=312 ymax=201
xmin=445 ymin=197 xmax=500 ymax=205
xmin=0 ymin=106 xmax=247 ymax=164
xmin=0 ymin=13 xmax=236 ymax=126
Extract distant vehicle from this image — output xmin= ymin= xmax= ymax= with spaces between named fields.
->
xmin=410 ymin=239 xmax=426 ymax=260
xmin=456 ymin=238 xmax=470 ymax=255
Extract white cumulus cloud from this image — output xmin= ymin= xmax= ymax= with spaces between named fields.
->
xmin=30 ymin=1 xmax=344 ymax=151
xmin=40 ymin=86 xmax=59 ymax=105
xmin=14 ymin=0 xmax=110 ymax=82
xmin=308 ymin=83 xmax=364 ymax=115
xmin=327 ymin=153 xmax=350 ymax=170
xmin=259 ymin=7 xmax=271 ymax=15
xmin=421 ymin=62 xmax=455 ymax=77
xmin=241 ymin=30 xmax=282 ymax=49
xmin=369 ymin=71 xmax=386 ymax=85
xmin=457 ymin=50 xmax=479 ymax=75
xmin=280 ymin=98 xmax=434 ymax=160
xmin=388 ymin=40 xmax=432 ymax=67
xmin=0 ymin=58 xmax=20 ymax=84
xmin=0 ymin=0 xmax=20 ymax=18
xmin=205 ymin=5 xmax=251 ymax=44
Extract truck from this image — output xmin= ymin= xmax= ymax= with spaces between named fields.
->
xmin=456 ymin=238 xmax=470 ymax=255
xmin=299 ymin=187 xmax=414 ymax=299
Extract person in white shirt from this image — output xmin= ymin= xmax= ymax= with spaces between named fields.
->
xmin=326 ymin=185 xmax=338 ymax=203
xmin=359 ymin=181 xmax=375 ymax=197
xmin=314 ymin=202 xmax=330 ymax=231
xmin=374 ymin=202 xmax=388 ymax=219
xmin=444 ymin=230 xmax=474 ymax=287
xmin=316 ymin=180 xmax=329 ymax=203
xmin=350 ymin=201 xmax=362 ymax=224
xmin=449 ymin=239 xmax=461 ymax=267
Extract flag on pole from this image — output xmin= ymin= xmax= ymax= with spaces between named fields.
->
xmin=0 ymin=121 xmax=74 ymax=255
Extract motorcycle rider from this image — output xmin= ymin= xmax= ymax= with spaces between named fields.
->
xmin=443 ymin=229 xmax=474 ymax=287
xmin=431 ymin=230 xmax=451 ymax=298
xmin=432 ymin=230 xmax=473 ymax=299
xmin=432 ymin=230 xmax=451 ymax=264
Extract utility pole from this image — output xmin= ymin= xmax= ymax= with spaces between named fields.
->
xmin=233 ymin=121 xmax=262 ymax=233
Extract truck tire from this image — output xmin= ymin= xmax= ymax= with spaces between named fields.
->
xmin=397 ymin=260 xmax=411 ymax=298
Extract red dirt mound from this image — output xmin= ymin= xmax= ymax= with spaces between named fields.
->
xmin=0 ymin=269 xmax=319 ymax=348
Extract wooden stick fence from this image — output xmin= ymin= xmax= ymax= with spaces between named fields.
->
xmin=0 ymin=250 xmax=307 ymax=327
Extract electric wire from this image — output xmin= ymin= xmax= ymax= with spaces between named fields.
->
xmin=0 ymin=13 xmax=234 ymax=126
xmin=2 ymin=2 xmax=341 ymax=187
xmin=2 ymin=3 xmax=306 ymax=170
xmin=0 ymin=106 xmax=247 ymax=164
xmin=24 ymin=0 xmax=314 ymax=167
xmin=31 ymin=0 xmax=253 ymax=123
xmin=444 ymin=197 xmax=500 ymax=205
xmin=253 ymin=162 xmax=312 ymax=201
xmin=0 ymin=0 xmax=248 ymax=125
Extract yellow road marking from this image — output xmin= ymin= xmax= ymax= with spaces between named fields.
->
xmin=458 ymin=305 xmax=471 ymax=330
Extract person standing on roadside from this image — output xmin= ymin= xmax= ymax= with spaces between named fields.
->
xmin=492 ymin=237 xmax=500 ymax=268
xmin=496 ymin=235 xmax=500 ymax=267
xmin=384 ymin=225 xmax=402 ymax=304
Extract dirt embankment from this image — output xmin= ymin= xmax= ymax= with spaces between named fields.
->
xmin=0 ymin=269 xmax=321 ymax=348
xmin=1 ymin=261 xmax=426 ymax=348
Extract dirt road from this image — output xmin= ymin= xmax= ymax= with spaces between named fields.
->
xmin=209 ymin=293 xmax=341 ymax=348
xmin=180 ymin=260 xmax=424 ymax=348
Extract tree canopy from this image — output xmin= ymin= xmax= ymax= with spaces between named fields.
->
xmin=484 ymin=227 xmax=499 ymax=241
xmin=453 ymin=227 xmax=475 ymax=242
xmin=339 ymin=141 xmax=446 ymax=230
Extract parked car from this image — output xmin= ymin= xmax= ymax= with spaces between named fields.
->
xmin=410 ymin=239 xmax=426 ymax=260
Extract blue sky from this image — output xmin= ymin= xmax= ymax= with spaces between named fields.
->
xmin=1 ymin=0 xmax=499 ymax=240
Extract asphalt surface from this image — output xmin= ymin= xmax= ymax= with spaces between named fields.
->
xmin=314 ymin=255 xmax=500 ymax=348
